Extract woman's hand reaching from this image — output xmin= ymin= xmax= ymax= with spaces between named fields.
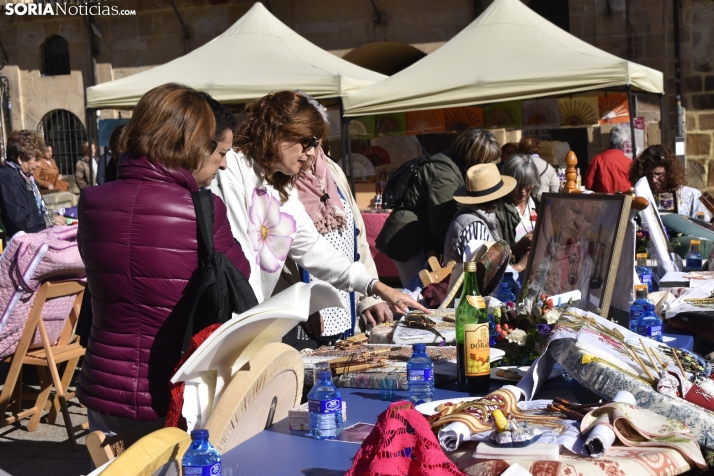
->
xmin=372 ymin=281 xmax=431 ymax=315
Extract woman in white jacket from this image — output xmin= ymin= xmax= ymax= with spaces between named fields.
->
xmin=210 ymin=91 xmax=425 ymax=316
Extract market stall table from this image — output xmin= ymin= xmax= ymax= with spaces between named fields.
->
xmin=222 ymin=378 xmax=577 ymax=475
xmin=361 ymin=211 xmax=399 ymax=279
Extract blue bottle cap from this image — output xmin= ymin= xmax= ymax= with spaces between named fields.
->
xmin=413 ymin=343 xmax=426 ymax=352
xmin=191 ymin=429 xmax=209 ymax=440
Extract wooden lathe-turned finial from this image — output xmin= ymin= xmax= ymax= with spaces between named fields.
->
xmin=562 ymin=151 xmax=581 ymax=194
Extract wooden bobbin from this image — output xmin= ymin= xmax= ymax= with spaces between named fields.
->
xmin=562 ymin=151 xmax=581 ymax=194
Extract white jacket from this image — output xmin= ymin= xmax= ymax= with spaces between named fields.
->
xmin=210 ymin=150 xmax=372 ymax=303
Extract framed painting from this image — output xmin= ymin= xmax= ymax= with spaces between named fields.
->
xmin=524 ymin=193 xmax=632 ymax=317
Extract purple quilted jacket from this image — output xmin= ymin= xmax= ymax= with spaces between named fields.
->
xmin=77 ymin=155 xmax=250 ymax=421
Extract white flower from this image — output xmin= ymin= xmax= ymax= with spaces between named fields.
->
xmin=506 ymin=328 xmax=527 ymax=346
xmin=543 ymin=308 xmax=562 ymax=325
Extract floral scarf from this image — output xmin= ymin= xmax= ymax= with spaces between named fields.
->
xmin=6 ymin=160 xmax=47 ymax=217
xmin=294 ymin=146 xmax=347 ymax=234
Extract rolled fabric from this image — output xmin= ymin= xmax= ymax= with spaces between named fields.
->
xmin=613 ymin=391 xmax=636 ymax=405
xmin=438 ymin=421 xmax=475 ymax=451
xmin=583 ymin=391 xmax=635 ymax=457
xmin=584 ymin=420 xmax=617 ymax=457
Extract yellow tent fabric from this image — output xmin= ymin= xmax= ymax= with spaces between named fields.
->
xmin=86 ymin=2 xmax=385 ymax=109
xmin=343 ymin=0 xmax=663 ymax=116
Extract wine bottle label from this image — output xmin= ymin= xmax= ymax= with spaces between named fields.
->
xmin=464 ymin=323 xmax=490 ymax=376
xmin=465 ymin=295 xmax=486 ymax=309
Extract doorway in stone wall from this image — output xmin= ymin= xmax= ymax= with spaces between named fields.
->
xmin=37 ymin=110 xmax=87 ymax=176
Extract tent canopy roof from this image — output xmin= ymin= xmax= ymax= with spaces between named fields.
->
xmin=342 ymin=0 xmax=663 ymax=116
xmin=86 ymin=2 xmax=386 ymax=110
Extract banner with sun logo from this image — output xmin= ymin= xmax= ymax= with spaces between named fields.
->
xmin=598 ymin=93 xmax=630 ymax=125
xmin=521 ymin=99 xmax=560 ymax=130
xmin=558 ymin=97 xmax=599 ymax=127
xmin=484 ymin=101 xmax=522 ymax=129
xmin=405 ymin=109 xmax=446 ymax=135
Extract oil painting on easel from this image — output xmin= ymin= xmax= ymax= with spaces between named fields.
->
xmin=524 ymin=193 xmax=631 ymax=316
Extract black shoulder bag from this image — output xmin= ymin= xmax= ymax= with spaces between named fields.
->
xmin=182 ymin=189 xmax=258 ymax=352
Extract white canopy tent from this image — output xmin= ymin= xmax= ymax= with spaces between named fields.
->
xmin=342 ymin=0 xmax=664 ymax=117
xmin=86 ymin=2 xmax=386 ymax=109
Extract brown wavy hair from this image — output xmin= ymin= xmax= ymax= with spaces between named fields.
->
xmin=629 ymin=145 xmax=687 ymax=190
xmin=234 ymin=91 xmax=329 ymax=202
xmin=119 ymin=83 xmax=215 ymax=172
xmin=6 ymin=130 xmax=46 ymax=163
xmin=519 ymin=136 xmax=541 ymax=155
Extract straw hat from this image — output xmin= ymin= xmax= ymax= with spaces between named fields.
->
xmin=453 ymin=163 xmax=517 ymax=204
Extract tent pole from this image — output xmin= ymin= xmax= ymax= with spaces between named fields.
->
xmin=339 ymin=98 xmax=356 ymax=198
xmin=87 ymin=107 xmax=94 ymax=188
xmin=626 ymin=85 xmax=637 ymax=156
xmin=660 ymin=94 xmax=665 ymax=146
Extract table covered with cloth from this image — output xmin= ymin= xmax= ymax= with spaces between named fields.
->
xmin=222 ymin=381 xmax=695 ymax=475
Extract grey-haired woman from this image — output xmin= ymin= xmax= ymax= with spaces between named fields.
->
xmin=495 ymin=154 xmax=541 ymax=262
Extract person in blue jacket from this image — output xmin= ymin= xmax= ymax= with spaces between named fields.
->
xmin=0 ymin=130 xmax=64 ymax=238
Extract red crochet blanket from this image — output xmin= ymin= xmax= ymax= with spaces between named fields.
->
xmin=164 ymin=323 xmax=222 ymax=429
xmin=346 ymin=400 xmax=465 ymax=476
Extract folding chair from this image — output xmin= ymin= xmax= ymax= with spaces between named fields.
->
xmin=0 ymin=280 xmax=86 ymax=451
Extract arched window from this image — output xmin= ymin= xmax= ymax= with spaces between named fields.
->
xmin=531 ymin=0 xmax=570 ymax=32
xmin=41 ymin=36 xmax=70 ymax=76
xmin=37 ymin=110 xmax=87 ymax=175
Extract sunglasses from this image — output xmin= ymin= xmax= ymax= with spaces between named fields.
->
xmin=301 ymin=136 xmax=319 ymax=153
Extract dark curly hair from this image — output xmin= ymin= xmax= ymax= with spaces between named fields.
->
xmin=629 ymin=145 xmax=687 ymax=191
xmin=234 ymin=91 xmax=328 ymax=202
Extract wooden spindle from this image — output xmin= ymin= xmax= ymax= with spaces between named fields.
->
xmin=562 ymin=151 xmax=581 ymax=194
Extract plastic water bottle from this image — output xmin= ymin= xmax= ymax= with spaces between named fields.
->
xmin=637 ymin=304 xmax=663 ymax=342
xmin=635 ymin=253 xmax=654 ymax=293
xmin=407 ymin=343 xmax=434 ymax=404
xmin=308 ymin=362 xmax=343 ymax=440
xmin=181 ymin=429 xmax=222 ymax=476
xmin=494 ymin=282 xmax=516 ymax=304
xmin=685 ymin=239 xmax=703 ymax=271
xmin=629 ymin=284 xmax=651 ymax=333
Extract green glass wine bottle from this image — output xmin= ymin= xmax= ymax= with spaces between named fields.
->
xmin=455 ymin=261 xmax=491 ymax=393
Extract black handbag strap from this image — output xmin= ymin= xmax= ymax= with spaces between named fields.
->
xmin=182 ymin=189 xmax=217 ymax=352
xmin=192 ymin=190 xmax=215 ymax=258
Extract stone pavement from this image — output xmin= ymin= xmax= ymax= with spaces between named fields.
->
xmin=0 ymin=364 xmax=91 ymax=476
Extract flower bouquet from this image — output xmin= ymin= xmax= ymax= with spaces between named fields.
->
xmin=488 ymin=287 xmax=569 ymax=366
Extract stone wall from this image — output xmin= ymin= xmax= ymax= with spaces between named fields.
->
xmin=1 ymin=0 xmax=713 ymax=187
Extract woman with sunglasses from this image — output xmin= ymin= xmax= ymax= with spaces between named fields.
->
xmin=212 ymin=91 xmax=427 ymax=320
xmin=630 ymin=145 xmax=711 ymax=220
xmin=76 ymin=83 xmax=251 ymax=435
xmin=495 ymin=154 xmax=542 ymax=266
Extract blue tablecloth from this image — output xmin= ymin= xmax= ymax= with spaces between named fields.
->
xmin=222 ymin=378 xmax=576 ymax=475
xmin=663 ymin=332 xmax=695 ymax=352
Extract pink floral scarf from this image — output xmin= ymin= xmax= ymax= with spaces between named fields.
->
xmin=295 ymin=146 xmax=347 ymax=234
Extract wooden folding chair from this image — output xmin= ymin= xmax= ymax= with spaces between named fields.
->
xmin=0 ymin=280 xmax=86 ymax=451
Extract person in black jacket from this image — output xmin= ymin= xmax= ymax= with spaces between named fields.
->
xmin=376 ymin=128 xmax=502 ymax=286
xmin=0 ymin=130 xmax=64 ymax=238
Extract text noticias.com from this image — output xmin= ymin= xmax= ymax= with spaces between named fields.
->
xmin=4 ymin=3 xmax=136 ymax=16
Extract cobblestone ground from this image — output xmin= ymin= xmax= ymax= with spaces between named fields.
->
xmin=0 ymin=364 xmax=91 ymax=476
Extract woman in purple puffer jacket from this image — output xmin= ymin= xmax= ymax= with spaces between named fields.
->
xmin=77 ymin=83 xmax=250 ymax=435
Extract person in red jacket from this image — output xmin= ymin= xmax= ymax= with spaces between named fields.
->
xmin=584 ymin=125 xmax=633 ymax=193
xmin=77 ymin=83 xmax=250 ymax=436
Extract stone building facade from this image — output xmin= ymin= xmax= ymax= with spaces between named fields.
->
xmin=0 ymin=0 xmax=713 ymax=187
